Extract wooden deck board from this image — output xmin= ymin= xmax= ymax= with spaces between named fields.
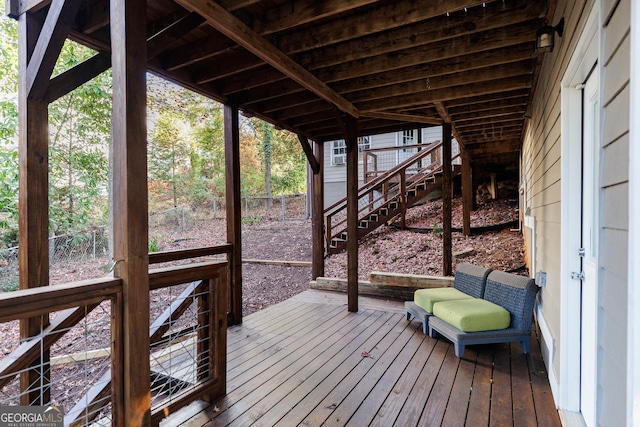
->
xmin=489 ymin=342 xmax=514 ymax=426
xmin=160 ymin=290 xmax=561 ymax=427
xmin=249 ymin=310 xmax=388 ymax=426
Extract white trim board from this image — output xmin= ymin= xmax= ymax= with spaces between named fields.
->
xmin=628 ymin=1 xmax=640 ymax=426
xmin=559 ymin=1 xmax=600 ymax=417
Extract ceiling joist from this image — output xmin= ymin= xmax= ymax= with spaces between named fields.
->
xmin=176 ymin=0 xmax=359 ymax=117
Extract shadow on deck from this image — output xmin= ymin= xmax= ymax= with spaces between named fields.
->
xmin=161 ymin=290 xmax=560 ymax=426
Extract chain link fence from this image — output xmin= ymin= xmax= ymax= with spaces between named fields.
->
xmin=150 ymin=192 xmax=308 ymax=230
xmin=0 ymin=193 xmax=309 ymax=292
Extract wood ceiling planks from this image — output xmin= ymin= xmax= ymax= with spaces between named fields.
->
xmin=48 ymin=0 xmax=551 ymax=169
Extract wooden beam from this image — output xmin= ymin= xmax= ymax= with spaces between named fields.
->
xmin=0 ymin=278 xmax=121 ymax=323
xmin=461 ymin=150 xmax=472 ymax=236
xmin=6 ymin=0 xmax=50 ymax=18
xmin=110 ymin=0 xmax=150 ymax=424
xmin=314 ymin=22 xmax=538 ymax=84
xmin=18 ymin=9 xmax=50 ymax=406
xmin=45 ymin=51 xmax=111 ymax=103
xmin=312 ymin=141 xmax=325 ymax=279
xmin=176 ymin=0 xmax=359 ymax=118
xmin=465 ymin=141 xmax=522 ymax=156
xmin=346 ymin=62 xmax=533 ymax=104
xmin=244 ymin=43 xmax=533 ymax=115
xmin=297 ymin=135 xmax=320 ymax=175
xmin=297 ymin=1 xmax=544 ymax=69
xmin=434 ymin=101 xmax=464 ymax=148
xmin=448 ymin=96 xmax=529 ymax=115
xmin=442 ymin=123 xmax=453 ymax=276
xmin=359 ymin=75 xmax=532 ymax=112
xmin=224 ymin=104 xmax=243 ymax=325
xmin=251 ymin=0 xmax=379 ymax=35
xmin=223 ymin=26 xmax=534 ymax=100
xmin=277 ymin=0 xmax=488 ymax=54
xmin=147 ymin=12 xmax=205 ymax=59
xmin=359 ymin=111 xmax=442 ymax=126
xmin=26 ymin=0 xmax=83 ymax=100
xmin=452 ymin=107 xmax=528 ymax=123
xmin=369 ymin=272 xmax=454 ymax=288
xmin=194 ymin=51 xmax=263 ymax=84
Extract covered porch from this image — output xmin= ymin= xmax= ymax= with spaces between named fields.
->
xmin=3 ymin=0 xmax=558 ymax=424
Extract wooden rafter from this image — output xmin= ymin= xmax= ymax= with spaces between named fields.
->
xmin=277 ymin=0 xmax=488 ymax=54
xmin=313 ymin=22 xmax=538 ymax=84
xmin=297 ymin=1 xmax=544 ymax=69
xmin=359 ymin=111 xmax=442 ymax=126
xmin=360 ymin=75 xmax=532 ymax=112
xmin=176 ymin=0 xmax=359 ymax=117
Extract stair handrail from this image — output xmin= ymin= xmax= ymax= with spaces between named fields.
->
xmin=324 ymin=141 xmax=442 ymax=217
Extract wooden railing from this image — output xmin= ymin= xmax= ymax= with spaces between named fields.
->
xmin=324 ymin=142 xmax=444 ymax=251
xmin=362 ymin=142 xmax=441 ymax=183
xmin=0 ymin=244 xmax=231 ymax=426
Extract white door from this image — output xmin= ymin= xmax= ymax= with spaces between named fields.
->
xmin=579 ymin=66 xmax=599 ymax=427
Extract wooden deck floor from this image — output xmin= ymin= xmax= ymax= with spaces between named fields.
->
xmin=161 ymin=290 xmax=560 ymax=426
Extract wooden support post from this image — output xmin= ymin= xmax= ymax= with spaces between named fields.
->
xmin=471 ymin=175 xmax=478 ymax=211
xmin=224 ymin=104 xmax=243 ymax=325
xmin=462 ymin=151 xmax=472 ymax=236
xmin=312 ymin=140 xmax=325 ymax=279
xmin=442 ymin=123 xmax=453 ymax=276
xmin=400 ymin=172 xmax=407 ymax=230
xmin=345 ymin=116 xmax=359 ymax=312
xmin=18 ymin=10 xmax=50 ymax=405
xmin=489 ymin=172 xmax=498 ymax=199
xmin=110 ymin=0 xmax=151 ymax=424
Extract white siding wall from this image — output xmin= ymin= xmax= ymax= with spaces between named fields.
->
xmin=322 ymin=126 xmax=444 ymax=206
xmin=522 ymin=0 xmax=630 ymax=423
xmin=599 ymin=0 xmax=630 ymax=424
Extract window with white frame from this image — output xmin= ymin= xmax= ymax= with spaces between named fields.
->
xmin=358 ymin=136 xmax=371 ymax=158
xmin=331 ymin=140 xmax=347 ymax=165
xmin=330 ymin=137 xmax=371 ymax=165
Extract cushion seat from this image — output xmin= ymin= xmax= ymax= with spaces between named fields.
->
xmin=414 ymin=287 xmax=473 ymax=313
xmin=432 ymin=298 xmax=510 ymax=333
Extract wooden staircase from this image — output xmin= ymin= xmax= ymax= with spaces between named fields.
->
xmin=324 ymin=142 xmax=460 ymax=254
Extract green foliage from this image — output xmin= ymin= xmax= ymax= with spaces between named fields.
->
xmin=48 ymin=58 xmax=112 ymax=233
xmin=1 ymin=277 xmax=19 ymax=293
xmin=241 ymin=214 xmax=263 ymax=226
xmin=1 ymin=227 xmax=18 ymax=248
xmin=0 ymin=7 xmax=18 ymax=143
xmin=148 ymin=235 xmax=162 ymax=253
xmin=0 ymin=9 xmax=111 ymax=235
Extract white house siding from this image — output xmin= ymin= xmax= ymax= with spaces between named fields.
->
xmin=522 ymin=0 xmax=630 ymax=424
xmin=322 ymin=127 xmax=444 ymax=207
xmin=599 ymin=0 xmax=630 ymax=425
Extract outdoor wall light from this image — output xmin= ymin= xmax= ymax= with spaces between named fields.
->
xmin=537 ymin=17 xmax=564 ymax=53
